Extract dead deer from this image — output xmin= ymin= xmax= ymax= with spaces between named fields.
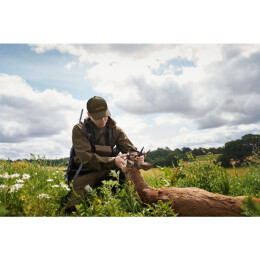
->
xmin=123 ymin=148 xmax=260 ymax=216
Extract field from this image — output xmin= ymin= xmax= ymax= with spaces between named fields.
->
xmin=1 ymin=152 xmax=260 ymax=216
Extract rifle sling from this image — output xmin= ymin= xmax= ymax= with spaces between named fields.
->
xmin=72 ymin=121 xmax=114 ymax=182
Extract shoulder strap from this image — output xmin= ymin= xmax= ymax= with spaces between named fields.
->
xmin=106 ymin=128 xmax=112 ymax=147
xmin=84 ymin=121 xmax=96 ymax=153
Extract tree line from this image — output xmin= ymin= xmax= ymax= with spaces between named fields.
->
xmin=145 ymin=146 xmax=224 ymax=167
xmin=10 ymin=133 xmax=260 ymax=168
xmin=217 ymin=134 xmax=260 ymax=167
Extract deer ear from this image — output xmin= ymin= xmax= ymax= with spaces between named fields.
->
xmin=137 ymin=162 xmax=153 ymax=171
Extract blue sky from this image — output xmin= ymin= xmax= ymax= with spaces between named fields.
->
xmin=0 ymin=44 xmax=96 ymax=100
xmin=1 ymin=44 xmax=260 ymax=159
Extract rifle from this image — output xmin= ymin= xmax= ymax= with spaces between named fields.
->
xmin=64 ymin=109 xmax=83 ymax=182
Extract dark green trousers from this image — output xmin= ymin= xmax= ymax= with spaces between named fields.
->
xmin=65 ymin=169 xmax=125 ymax=210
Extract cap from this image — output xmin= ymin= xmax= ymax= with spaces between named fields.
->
xmin=87 ymin=96 xmax=111 ymax=120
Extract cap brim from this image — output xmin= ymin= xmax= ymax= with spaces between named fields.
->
xmin=91 ymin=109 xmax=111 ymax=120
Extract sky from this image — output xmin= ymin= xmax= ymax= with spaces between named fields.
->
xmin=1 ymin=43 xmax=260 ymax=159
xmin=1 ymin=0 xmax=260 ymax=257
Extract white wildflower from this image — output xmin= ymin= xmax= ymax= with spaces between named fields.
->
xmin=22 ymin=173 xmax=30 ymax=180
xmin=9 ymin=184 xmax=24 ymax=193
xmin=60 ymin=182 xmax=70 ymax=191
xmin=85 ymin=184 xmax=93 ymax=193
xmin=51 ymin=185 xmax=59 ymax=188
xmin=10 ymin=173 xmax=20 ymax=179
xmin=0 ymin=184 xmax=7 ymax=190
xmin=37 ymin=193 xmax=50 ymax=199
xmin=1 ymin=173 xmax=10 ymax=179
xmin=56 ymin=170 xmax=59 ymax=173
xmin=16 ymin=179 xmax=24 ymax=183
xmin=47 ymin=179 xmax=53 ymax=182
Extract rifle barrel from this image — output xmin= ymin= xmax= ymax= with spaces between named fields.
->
xmin=79 ymin=109 xmax=83 ymax=122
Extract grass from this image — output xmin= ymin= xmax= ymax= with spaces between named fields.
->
xmin=0 ymin=157 xmax=176 ymax=217
xmin=1 ymin=152 xmax=260 ymax=216
xmin=196 ymin=154 xmax=221 ymax=162
xmin=225 ymin=166 xmax=248 ymax=176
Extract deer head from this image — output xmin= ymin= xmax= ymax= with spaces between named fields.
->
xmin=124 ymin=147 xmax=153 ymax=171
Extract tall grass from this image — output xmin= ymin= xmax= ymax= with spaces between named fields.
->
xmin=156 ymin=152 xmax=260 ymax=197
xmin=1 ymin=151 xmax=260 ymax=216
xmin=0 ymin=156 xmax=69 ymax=216
xmin=0 ymin=157 xmax=176 ymax=217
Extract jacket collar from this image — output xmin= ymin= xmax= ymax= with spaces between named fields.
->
xmin=84 ymin=116 xmax=116 ymax=130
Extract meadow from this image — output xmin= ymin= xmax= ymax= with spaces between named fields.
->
xmin=1 ymin=152 xmax=260 ymax=216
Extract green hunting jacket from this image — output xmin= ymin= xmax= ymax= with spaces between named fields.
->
xmin=72 ymin=117 xmax=138 ymax=171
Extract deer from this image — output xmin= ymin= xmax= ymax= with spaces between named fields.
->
xmin=122 ymin=148 xmax=260 ymax=216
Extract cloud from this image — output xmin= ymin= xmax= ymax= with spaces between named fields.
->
xmin=65 ymin=61 xmax=76 ymax=71
xmin=113 ymin=114 xmax=150 ymax=135
xmin=0 ymin=73 xmax=153 ymax=159
xmin=169 ymin=123 xmax=260 ymax=149
xmin=0 ymin=73 xmax=83 ymax=143
xmin=153 ymin=114 xmax=191 ymax=126
xmin=32 ymin=44 xmax=260 ymax=132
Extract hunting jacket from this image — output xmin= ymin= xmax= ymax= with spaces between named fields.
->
xmin=72 ymin=117 xmax=138 ymax=171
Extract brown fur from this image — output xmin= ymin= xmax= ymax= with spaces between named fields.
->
xmin=124 ymin=167 xmax=260 ymax=216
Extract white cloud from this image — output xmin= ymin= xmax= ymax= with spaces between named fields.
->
xmin=169 ymin=124 xmax=260 ymax=149
xmin=113 ymin=114 xmax=150 ymax=135
xmin=179 ymin=127 xmax=189 ymax=134
xmin=30 ymin=44 xmax=260 ymax=130
xmin=153 ymin=114 xmax=191 ymax=126
xmin=0 ymin=73 xmax=84 ymax=159
xmin=65 ymin=61 xmax=76 ymax=71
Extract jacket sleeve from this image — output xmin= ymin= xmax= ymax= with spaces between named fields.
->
xmin=115 ymin=126 xmax=139 ymax=154
xmin=72 ymin=123 xmax=116 ymax=171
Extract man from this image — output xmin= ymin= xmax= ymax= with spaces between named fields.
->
xmin=66 ymin=96 xmax=144 ymax=211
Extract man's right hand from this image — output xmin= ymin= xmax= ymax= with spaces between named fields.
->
xmin=115 ymin=154 xmax=127 ymax=169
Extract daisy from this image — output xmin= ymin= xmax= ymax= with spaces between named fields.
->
xmin=60 ymin=182 xmax=70 ymax=191
xmin=10 ymin=173 xmax=20 ymax=179
xmin=37 ymin=194 xmax=50 ymax=199
xmin=9 ymin=184 xmax=24 ymax=193
xmin=22 ymin=173 xmax=30 ymax=180
xmin=0 ymin=184 xmax=7 ymax=190
xmin=1 ymin=173 xmax=9 ymax=179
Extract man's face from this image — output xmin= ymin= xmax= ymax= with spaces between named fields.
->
xmin=88 ymin=112 xmax=108 ymax=128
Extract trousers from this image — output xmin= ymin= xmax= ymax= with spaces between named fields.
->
xmin=65 ymin=168 xmax=125 ymax=209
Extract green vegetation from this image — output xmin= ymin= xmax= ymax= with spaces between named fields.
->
xmin=218 ymin=134 xmax=260 ymax=167
xmin=1 ymin=139 xmax=260 ymax=216
xmin=0 ymin=157 xmax=176 ymax=217
xmin=72 ymin=170 xmax=175 ymax=217
xmin=0 ymin=156 xmax=71 ymax=216
xmin=145 ymin=146 xmax=223 ymax=167
xmin=154 ymin=151 xmax=260 ymax=215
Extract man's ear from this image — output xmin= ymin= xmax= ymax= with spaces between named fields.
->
xmin=87 ymin=112 xmax=91 ymax=118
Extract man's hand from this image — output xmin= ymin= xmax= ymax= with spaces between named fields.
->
xmin=134 ymin=155 xmax=144 ymax=164
xmin=115 ymin=154 xmax=127 ymax=169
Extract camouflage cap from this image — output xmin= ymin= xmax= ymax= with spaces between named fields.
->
xmin=87 ymin=96 xmax=111 ymax=120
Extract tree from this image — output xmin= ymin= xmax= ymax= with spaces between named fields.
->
xmin=218 ymin=134 xmax=260 ymax=167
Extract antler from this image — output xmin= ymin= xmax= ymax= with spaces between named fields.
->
xmin=127 ymin=147 xmax=151 ymax=159
xmin=125 ymin=147 xmax=152 ymax=171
